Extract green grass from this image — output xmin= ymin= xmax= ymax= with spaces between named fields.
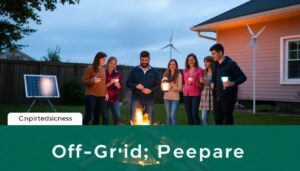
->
xmin=1 ymin=104 xmax=300 ymax=125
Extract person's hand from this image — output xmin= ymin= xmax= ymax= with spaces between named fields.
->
xmin=199 ymin=78 xmax=205 ymax=84
xmin=211 ymin=83 xmax=215 ymax=89
xmin=93 ymin=77 xmax=101 ymax=83
xmin=194 ymin=78 xmax=203 ymax=87
xmin=105 ymin=93 xmax=109 ymax=101
xmin=136 ymin=84 xmax=144 ymax=90
xmin=170 ymin=82 xmax=176 ymax=90
xmin=114 ymin=82 xmax=121 ymax=89
xmin=142 ymin=88 xmax=152 ymax=95
xmin=194 ymin=77 xmax=200 ymax=84
xmin=223 ymin=81 xmax=235 ymax=88
xmin=110 ymin=78 xmax=116 ymax=84
xmin=188 ymin=77 xmax=194 ymax=84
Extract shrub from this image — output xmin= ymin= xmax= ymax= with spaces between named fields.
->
xmin=256 ymin=105 xmax=276 ymax=113
xmin=62 ymin=78 xmax=85 ymax=105
xmin=278 ymin=106 xmax=295 ymax=114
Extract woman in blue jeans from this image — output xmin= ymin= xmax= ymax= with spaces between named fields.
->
xmin=105 ymin=57 xmax=122 ymax=125
xmin=183 ymin=54 xmax=204 ymax=125
xmin=161 ymin=59 xmax=182 ymax=125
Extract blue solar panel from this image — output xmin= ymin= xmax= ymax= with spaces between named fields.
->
xmin=24 ymin=75 xmax=60 ymax=98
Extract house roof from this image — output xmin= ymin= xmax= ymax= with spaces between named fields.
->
xmin=193 ymin=0 xmax=300 ymax=29
xmin=0 ymin=50 xmax=36 ymax=61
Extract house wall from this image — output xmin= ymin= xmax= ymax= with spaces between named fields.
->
xmin=217 ymin=15 xmax=300 ymax=102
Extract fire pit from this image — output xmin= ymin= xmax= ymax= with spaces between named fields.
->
xmin=130 ymin=108 xmax=151 ymax=125
xmin=130 ymin=108 xmax=161 ymax=126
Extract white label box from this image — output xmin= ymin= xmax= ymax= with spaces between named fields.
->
xmin=8 ymin=113 xmax=82 ymax=126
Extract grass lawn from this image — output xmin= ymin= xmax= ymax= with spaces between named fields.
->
xmin=1 ymin=103 xmax=300 ymax=125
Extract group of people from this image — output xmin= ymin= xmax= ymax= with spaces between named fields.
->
xmin=81 ymin=43 xmax=247 ymax=126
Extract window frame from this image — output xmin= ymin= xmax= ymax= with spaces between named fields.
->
xmin=280 ymin=35 xmax=300 ymax=85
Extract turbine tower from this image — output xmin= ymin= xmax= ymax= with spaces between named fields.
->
xmin=247 ymin=24 xmax=266 ymax=114
xmin=159 ymin=31 xmax=180 ymax=59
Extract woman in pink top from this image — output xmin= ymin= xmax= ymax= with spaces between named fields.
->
xmin=183 ymin=53 xmax=204 ymax=125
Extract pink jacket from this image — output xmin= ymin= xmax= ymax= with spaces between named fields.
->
xmin=183 ymin=68 xmax=204 ymax=96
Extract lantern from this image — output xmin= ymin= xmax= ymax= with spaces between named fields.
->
xmin=161 ymin=80 xmax=170 ymax=92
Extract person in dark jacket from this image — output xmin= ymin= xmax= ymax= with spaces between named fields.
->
xmin=210 ymin=44 xmax=247 ymax=125
xmin=126 ymin=51 xmax=161 ymax=122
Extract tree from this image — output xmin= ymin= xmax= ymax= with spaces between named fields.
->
xmin=43 ymin=46 xmax=61 ymax=62
xmin=0 ymin=0 xmax=79 ymax=54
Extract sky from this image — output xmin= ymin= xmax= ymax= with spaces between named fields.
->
xmin=20 ymin=0 xmax=248 ymax=68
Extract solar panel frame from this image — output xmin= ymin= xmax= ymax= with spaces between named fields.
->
xmin=24 ymin=74 xmax=60 ymax=98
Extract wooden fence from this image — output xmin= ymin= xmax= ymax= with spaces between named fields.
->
xmin=0 ymin=59 xmax=166 ymax=105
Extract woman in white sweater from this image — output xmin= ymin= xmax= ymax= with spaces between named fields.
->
xmin=161 ymin=59 xmax=183 ymax=125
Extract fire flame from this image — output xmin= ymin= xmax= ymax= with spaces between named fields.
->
xmin=130 ymin=108 xmax=151 ymax=125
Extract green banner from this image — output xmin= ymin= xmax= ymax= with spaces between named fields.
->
xmin=0 ymin=126 xmax=299 ymax=171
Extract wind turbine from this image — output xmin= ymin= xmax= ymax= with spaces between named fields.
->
xmin=159 ymin=31 xmax=180 ymax=59
xmin=246 ymin=24 xmax=266 ymax=115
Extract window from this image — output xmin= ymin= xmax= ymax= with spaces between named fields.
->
xmin=280 ymin=35 xmax=300 ymax=84
xmin=287 ymin=40 xmax=300 ymax=79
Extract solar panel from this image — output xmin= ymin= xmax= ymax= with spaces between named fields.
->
xmin=24 ymin=74 xmax=60 ymax=98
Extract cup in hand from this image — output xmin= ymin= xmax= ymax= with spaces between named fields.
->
xmin=221 ymin=76 xmax=229 ymax=89
xmin=94 ymin=76 xmax=101 ymax=83
xmin=188 ymin=76 xmax=194 ymax=85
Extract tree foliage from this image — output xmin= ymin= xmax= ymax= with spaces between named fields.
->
xmin=43 ymin=46 xmax=61 ymax=62
xmin=0 ymin=0 xmax=79 ymax=53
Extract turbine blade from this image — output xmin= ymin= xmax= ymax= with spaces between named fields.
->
xmin=159 ymin=44 xmax=170 ymax=51
xmin=247 ymin=40 xmax=255 ymax=48
xmin=170 ymin=31 xmax=174 ymax=43
xmin=172 ymin=46 xmax=180 ymax=53
xmin=256 ymin=26 xmax=266 ymax=38
xmin=247 ymin=25 xmax=254 ymax=36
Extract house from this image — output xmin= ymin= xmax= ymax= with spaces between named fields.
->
xmin=191 ymin=0 xmax=300 ymax=104
xmin=0 ymin=50 xmax=36 ymax=61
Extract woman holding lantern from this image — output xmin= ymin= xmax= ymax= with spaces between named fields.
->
xmin=105 ymin=57 xmax=122 ymax=125
xmin=183 ymin=54 xmax=204 ymax=125
xmin=161 ymin=59 xmax=183 ymax=125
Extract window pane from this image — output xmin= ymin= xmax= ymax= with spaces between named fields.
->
xmin=289 ymin=51 xmax=297 ymax=60
xmin=288 ymin=61 xmax=300 ymax=79
xmin=289 ymin=41 xmax=298 ymax=51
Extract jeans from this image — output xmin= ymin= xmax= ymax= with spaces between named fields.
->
xmin=83 ymin=95 xmax=108 ymax=125
xmin=184 ymin=96 xmax=201 ymax=125
xmin=164 ymin=100 xmax=179 ymax=125
xmin=213 ymin=95 xmax=237 ymax=125
xmin=105 ymin=101 xmax=121 ymax=125
xmin=201 ymin=110 xmax=210 ymax=125
xmin=130 ymin=97 xmax=154 ymax=122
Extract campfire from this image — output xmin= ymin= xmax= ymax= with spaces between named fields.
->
xmin=130 ymin=108 xmax=151 ymax=126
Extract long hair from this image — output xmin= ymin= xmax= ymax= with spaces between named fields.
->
xmin=203 ymin=56 xmax=214 ymax=74
xmin=92 ymin=52 xmax=107 ymax=72
xmin=185 ymin=53 xmax=199 ymax=70
xmin=163 ymin=59 xmax=179 ymax=82
xmin=106 ymin=56 xmax=118 ymax=72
